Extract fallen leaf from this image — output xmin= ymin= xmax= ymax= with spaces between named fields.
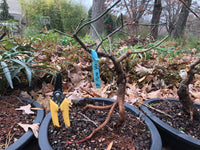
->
xmin=138 ymin=76 xmax=146 ymax=82
xmin=15 ymin=104 xmax=34 ymax=114
xmin=20 ymin=91 xmax=32 ymax=99
xmin=135 ymin=64 xmax=154 ymax=75
xmin=18 ymin=123 xmax=40 ymax=138
xmin=106 ymin=141 xmax=114 ymax=150
xmin=190 ymin=91 xmax=200 ymax=99
xmin=147 ymin=90 xmax=161 ymax=99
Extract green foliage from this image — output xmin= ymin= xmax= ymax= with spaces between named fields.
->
xmin=0 ymin=40 xmax=55 ymax=89
xmin=104 ymin=14 xmax=115 ymax=34
xmin=187 ymin=37 xmax=200 ymax=51
xmin=59 ymin=36 xmax=77 ymax=46
xmin=19 ymin=0 xmax=87 ymax=36
xmin=0 ymin=0 xmax=14 ymax=20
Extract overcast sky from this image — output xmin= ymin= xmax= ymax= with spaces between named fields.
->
xmin=75 ymin=0 xmax=93 ymax=10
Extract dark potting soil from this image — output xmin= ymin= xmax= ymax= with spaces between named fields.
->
xmin=0 ymin=96 xmax=36 ymax=149
xmin=48 ymin=100 xmax=151 ymax=150
xmin=150 ymin=100 xmax=200 ymax=140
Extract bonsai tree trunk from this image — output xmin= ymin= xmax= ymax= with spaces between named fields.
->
xmin=177 ymin=58 xmax=200 ymax=121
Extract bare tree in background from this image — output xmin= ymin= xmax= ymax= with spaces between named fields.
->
xmin=89 ymin=0 xmax=105 ymax=39
xmin=105 ymin=0 xmax=151 ymax=34
xmin=151 ymin=0 xmax=162 ymax=39
xmin=173 ymin=0 xmax=192 ymax=39
xmin=162 ymin=0 xmax=182 ymax=36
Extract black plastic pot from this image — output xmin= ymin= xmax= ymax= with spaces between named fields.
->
xmin=141 ymin=98 xmax=200 ymax=150
xmin=5 ymin=97 xmax=44 ymax=150
xmin=39 ymin=97 xmax=162 ymax=150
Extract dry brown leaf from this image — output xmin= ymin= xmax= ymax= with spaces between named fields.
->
xmin=135 ymin=64 xmax=154 ymax=75
xmin=68 ymin=71 xmax=83 ymax=84
xmin=37 ymin=94 xmax=50 ymax=114
xmin=20 ymin=91 xmax=32 ymax=99
xmin=15 ymin=104 xmax=34 ymax=115
xmin=18 ymin=123 xmax=40 ymax=138
xmin=190 ymin=91 xmax=200 ymax=99
xmin=147 ymin=90 xmax=161 ymax=99
xmin=106 ymin=141 xmax=114 ymax=150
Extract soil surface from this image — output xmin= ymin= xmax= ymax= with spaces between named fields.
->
xmin=150 ymin=100 xmax=200 ymax=140
xmin=0 ymin=96 xmax=36 ymax=149
xmin=48 ymin=99 xmax=151 ymax=150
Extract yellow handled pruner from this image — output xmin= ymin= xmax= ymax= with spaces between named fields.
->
xmin=50 ymin=73 xmax=70 ymax=127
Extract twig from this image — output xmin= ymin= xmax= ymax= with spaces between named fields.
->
xmin=139 ymin=101 xmax=173 ymax=118
xmin=75 ymin=19 xmax=85 ymax=33
xmin=96 ymin=23 xmax=127 ymax=51
xmin=0 ymin=32 xmax=6 ymax=40
xmin=5 ymin=123 xmax=17 ymax=148
xmin=80 ymin=86 xmax=101 ymax=97
xmin=116 ymin=34 xmax=169 ymax=62
xmin=78 ymin=112 xmax=98 ymax=127
xmin=75 ymin=0 xmax=121 ymax=34
xmin=83 ymin=104 xmax=113 ymax=111
xmin=179 ymin=0 xmax=200 ymax=21
xmin=66 ymin=101 xmax=117 ymax=144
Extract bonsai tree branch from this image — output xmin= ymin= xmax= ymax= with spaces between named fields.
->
xmin=0 ymin=32 xmax=6 ymax=41
xmin=70 ymin=0 xmax=169 ymax=143
xmin=75 ymin=0 xmax=121 ymax=34
xmin=177 ymin=58 xmax=200 ymax=121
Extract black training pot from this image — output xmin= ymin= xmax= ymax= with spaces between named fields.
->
xmin=38 ymin=97 xmax=162 ymax=150
xmin=5 ymin=97 xmax=44 ymax=150
xmin=141 ymin=98 xmax=200 ymax=150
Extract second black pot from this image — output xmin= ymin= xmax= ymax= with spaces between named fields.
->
xmin=141 ymin=98 xmax=200 ymax=150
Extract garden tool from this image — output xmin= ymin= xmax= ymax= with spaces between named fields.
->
xmin=50 ymin=73 xmax=70 ymax=127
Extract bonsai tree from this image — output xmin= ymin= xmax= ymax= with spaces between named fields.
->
xmin=178 ymin=59 xmax=200 ymax=121
xmin=70 ymin=0 xmax=168 ymax=143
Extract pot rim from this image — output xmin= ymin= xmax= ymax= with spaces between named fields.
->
xmin=4 ymin=96 xmax=44 ymax=150
xmin=141 ymin=98 xmax=200 ymax=147
xmin=38 ymin=97 xmax=162 ymax=150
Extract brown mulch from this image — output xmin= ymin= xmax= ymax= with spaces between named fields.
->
xmin=150 ymin=100 xmax=200 ymax=140
xmin=0 ymin=96 xmax=36 ymax=149
xmin=48 ymin=100 xmax=151 ymax=150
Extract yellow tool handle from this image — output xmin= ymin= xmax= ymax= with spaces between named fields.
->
xmin=60 ymin=98 xmax=70 ymax=127
xmin=50 ymin=99 xmax=60 ymax=127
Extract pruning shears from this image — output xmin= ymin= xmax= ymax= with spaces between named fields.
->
xmin=50 ymin=73 xmax=70 ymax=127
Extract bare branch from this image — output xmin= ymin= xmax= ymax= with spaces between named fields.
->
xmin=116 ymin=35 xmax=169 ymax=62
xmin=179 ymin=0 xmax=200 ymax=21
xmin=75 ymin=0 xmax=121 ymax=34
xmin=96 ymin=23 xmax=127 ymax=51
xmin=75 ymin=18 xmax=85 ymax=33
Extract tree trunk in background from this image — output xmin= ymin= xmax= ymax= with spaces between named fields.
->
xmin=89 ymin=0 xmax=105 ymax=39
xmin=151 ymin=0 xmax=162 ymax=40
xmin=173 ymin=0 xmax=192 ymax=39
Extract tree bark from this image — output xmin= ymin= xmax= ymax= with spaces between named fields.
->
xmin=173 ymin=0 xmax=192 ymax=39
xmin=151 ymin=0 xmax=162 ymax=40
xmin=89 ymin=0 xmax=105 ymax=39
xmin=177 ymin=59 xmax=200 ymax=121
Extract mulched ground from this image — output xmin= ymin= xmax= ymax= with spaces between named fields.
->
xmin=0 ymin=96 xmax=36 ymax=149
xmin=150 ymin=100 xmax=200 ymax=140
xmin=48 ymin=99 xmax=151 ymax=150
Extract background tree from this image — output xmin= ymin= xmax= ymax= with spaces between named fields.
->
xmin=19 ymin=0 xmax=87 ymax=35
xmin=173 ymin=0 xmax=192 ymax=39
xmin=0 ymin=0 xmax=13 ymax=20
xmin=89 ymin=0 xmax=105 ymax=39
xmin=151 ymin=0 xmax=162 ymax=39
xmin=162 ymin=0 xmax=182 ymax=36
